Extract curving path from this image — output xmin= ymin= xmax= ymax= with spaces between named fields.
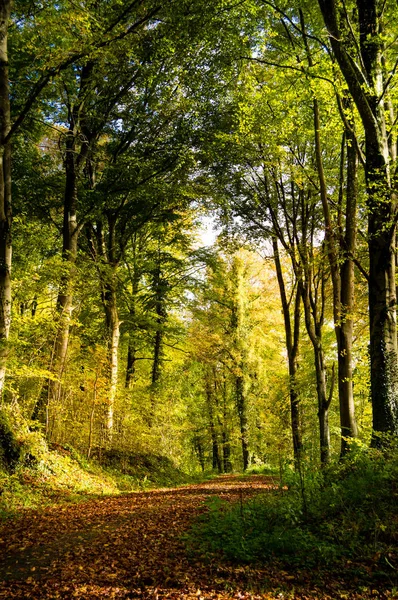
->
xmin=0 ymin=475 xmax=392 ymax=599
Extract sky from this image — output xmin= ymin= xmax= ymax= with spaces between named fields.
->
xmin=196 ymin=215 xmax=219 ymax=247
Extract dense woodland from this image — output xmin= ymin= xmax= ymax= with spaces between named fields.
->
xmin=0 ymin=2 xmax=398 ymax=597
xmin=0 ymin=0 xmax=397 ymax=496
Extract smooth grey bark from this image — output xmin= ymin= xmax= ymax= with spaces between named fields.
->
xmin=101 ymin=269 xmax=120 ymax=436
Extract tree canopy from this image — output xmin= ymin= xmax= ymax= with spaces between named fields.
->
xmin=0 ymin=0 xmax=396 ymax=489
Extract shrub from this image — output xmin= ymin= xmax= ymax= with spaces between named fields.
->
xmin=0 ymin=411 xmax=20 ymax=471
xmin=186 ymin=444 xmax=398 ymax=571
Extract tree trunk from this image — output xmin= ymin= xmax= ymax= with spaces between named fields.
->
xmin=236 ymin=373 xmax=249 ymax=471
xmin=125 ymin=337 xmax=136 ymax=388
xmin=125 ymin=236 xmax=141 ymax=388
xmin=87 ymin=374 xmax=98 ymax=459
xmin=31 ymin=131 xmax=79 ymax=425
xmin=273 ymin=238 xmax=302 ymax=468
xmin=300 ymin=271 xmax=332 ymax=466
xmin=314 ymin=344 xmax=332 ymax=465
xmin=88 ymin=215 xmax=121 ymax=441
xmin=151 ymin=326 xmax=163 ymax=386
xmin=222 ymin=431 xmax=231 ymax=473
xmin=337 ymin=128 xmax=358 ymax=453
xmin=32 ymin=63 xmax=94 ymax=425
xmin=151 ymin=264 xmax=166 ymax=387
xmin=229 ymin=256 xmax=250 ymax=470
xmin=95 ymin=216 xmax=120 ymax=440
xmin=103 ymin=275 xmax=120 ymax=437
xmin=49 ymin=137 xmax=79 ymax=413
xmin=193 ymin=434 xmax=205 ymax=471
xmin=0 ymin=0 xmax=12 ymax=397
xmin=222 ymin=372 xmax=232 ymax=473
xmin=125 ymin=297 xmax=138 ymax=389
xmin=314 ymin=102 xmax=358 ymax=453
xmin=309 ymin=46 xmax=358 ymax=452
xmin=299 ymin=9 xmax=359 ymax=453
xmin=317 ymin=0 xmax=398 ymax=439
xmin=268 ymin=170 xmax=333 ymax=464
xmin=357 ymin=1 xmax=398 ymax=439
xmin=205 ymin=378 xmax=222 ymax=472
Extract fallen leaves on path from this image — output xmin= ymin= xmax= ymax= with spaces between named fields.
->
xmin=0 ymin=475 xmax=395 ymax=599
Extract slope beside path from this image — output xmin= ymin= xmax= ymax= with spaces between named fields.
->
xmin=0 ymin=475 xmax=392 ymax=599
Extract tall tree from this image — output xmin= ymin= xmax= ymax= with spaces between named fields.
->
xmin=188 ymin=250 xmax=282 ymax=470
xmin=317 ymin=0 xmax=398 ymax=439
xmin=298 ymin=8 xmax=359 ymax=452
xmin=0 ymin=0 xmax=162 ymax=399
xmin=229 ymin=255 xmax=250 ymax=470
xmin=273 ymin=238 xmax=302 ymax=467
xmin=0 ymin=0 xmax=12 ymax=394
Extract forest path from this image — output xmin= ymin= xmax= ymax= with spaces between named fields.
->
xmin=0 ymin=474 xmax=387 ymax=599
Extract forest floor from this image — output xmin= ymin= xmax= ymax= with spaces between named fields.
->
xmin=0 ymin=474 xmax=396 ymax=599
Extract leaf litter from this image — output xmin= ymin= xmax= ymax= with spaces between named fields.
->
xmin=0 ymin=475 xmax=396 ymax=599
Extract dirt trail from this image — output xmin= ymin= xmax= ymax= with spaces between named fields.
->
xmin=0 ymin=475 xmax=392 ymax=599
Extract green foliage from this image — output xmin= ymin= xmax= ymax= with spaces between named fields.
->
xmin=0 ymin=438 xmax=198 ymax=519
xmin=98 ymin=450 xmax=195 ymax=488
xmin=245 ymin=464 xmax=278 ymax=476
xmin=0 ymin=403 xmax=200 ymax=518
xmin=186 ymin=446 xmax=398 ymax=573
xmin=0 ymin=0 xmax=390 ymax=542
xmin=0 ymin=411 xmax=21 ymax=472
xmin=187 ymin=489 xmax=336 ymax=567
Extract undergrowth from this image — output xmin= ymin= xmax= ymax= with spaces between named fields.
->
xmin=0 ymin=406 xmax=200 ymax=519
xmin=186 ymin=442 xmax=398 ymax=578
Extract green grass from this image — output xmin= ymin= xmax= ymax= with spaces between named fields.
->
xmin=244 ymin=463 xmax=279 ymax=476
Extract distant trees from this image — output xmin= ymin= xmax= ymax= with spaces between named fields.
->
xmin=0 ymin=0 xmax=396 ymax=476
xmin=187 ymin=251 xmax=283 ymax=471
xmin=193 ymin=0 xmax=392 ymax=464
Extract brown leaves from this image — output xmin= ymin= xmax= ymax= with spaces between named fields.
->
xmin=0 ymin=476 xmax=395 ymax=599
